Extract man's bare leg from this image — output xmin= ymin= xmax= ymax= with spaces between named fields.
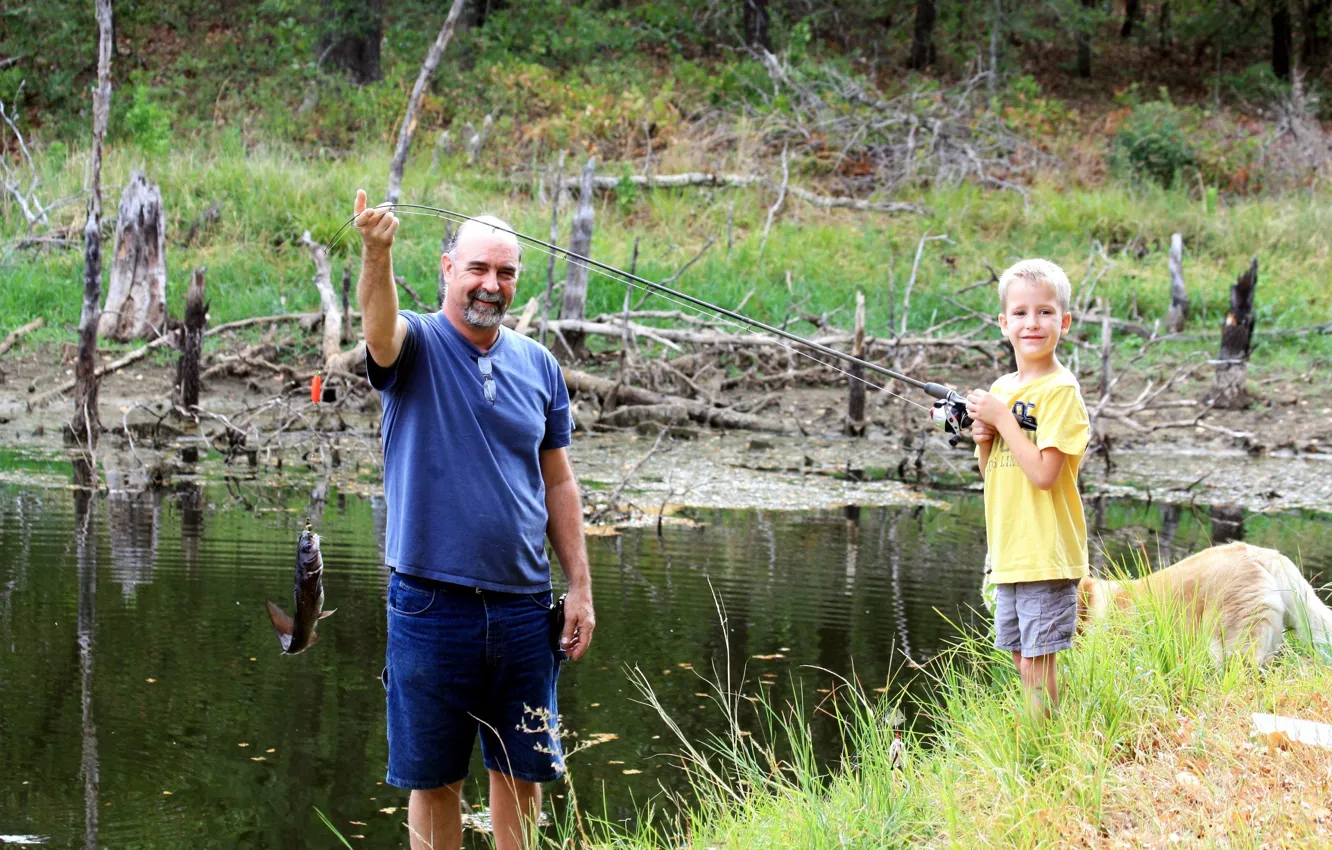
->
xmin=488 ymin=769 xmax=541 ymax=850
xmin=407 ymin=782 xmax=464 ymax=850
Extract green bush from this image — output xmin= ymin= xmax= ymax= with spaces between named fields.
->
xmin=1111 ymin=98 xmax=1197 ymax=188
xmin=121 ymin=82 xmax=175 ymax=156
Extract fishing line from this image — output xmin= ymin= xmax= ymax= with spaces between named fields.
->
xmin=328 ymin=203 xmax=937 ymax=414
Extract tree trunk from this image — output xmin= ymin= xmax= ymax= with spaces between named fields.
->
xmin=468 ymin=0 xmax=505 ymax=29
xmin=1121 ymin=0 xmax=1141 ymax=37
xmin=385 ymin=0 xmax=468 ymax=205
xmin=1210 ymin=503 xmax=1245 ymax=543
xmin=301 ymin=231 xmax=346 ymax=370
xmin=909 ymin=0 xmax=937 ymax=69
xmin=319 ymin=0 xmax=385 ymax=84
xmin=1302 ymin=0 xmax=1331 ymax=72
xmin=845 ymin=291 xmax=866 ymax=437
xmin=72 ymin=0 xmax=114 ymax=452
xmin=1158 ymin=1 xmax=1172 ymax=54
xmin=1206 ymin=258 xmax=1259 ymax=410
xmin=1273 ymin=0 xmax=1294 ymax=79
xmin=98 ymin=172 xmax=168 ymax=342
xmin=1165 ymin=233 xmax=1189 ymax=333
xmin=743 ymin=0 xmax=772 ymax=52
xmin=1076 ymin=0 xmax=1096 ymax=78
xmin=559 ymin=157 xmax=596 ymax=361
xmin=177 ymin=268 xmax=206 ymax=464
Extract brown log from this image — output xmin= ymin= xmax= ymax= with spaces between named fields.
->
xmin=563 ymin=368 xmax=793 ymax=434
xmin=1206 ymin=258 xmax=1258 ymax=410
xmin=98 ymin=171 xmax=169 ymax=341
xmin=0 ymin=317 xmax=43 ymax=356
xmin=384 ymin=0 xmax=467 ymax=205
xmin=70 ymin=0 xmax=113 ymax=450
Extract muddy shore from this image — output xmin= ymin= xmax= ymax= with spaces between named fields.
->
xmin=2 ymin=346 xmax=1331 ymax=515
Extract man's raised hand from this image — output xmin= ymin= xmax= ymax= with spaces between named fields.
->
xmin=354 ymin=189 xmax=399 ymax=252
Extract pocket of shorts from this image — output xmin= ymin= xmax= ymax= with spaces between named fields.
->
xmin=388 ymin=574 xmax=435 ymax=616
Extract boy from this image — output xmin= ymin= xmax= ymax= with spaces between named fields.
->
xmin=966 ymin=259 xmax=1090 ymax=718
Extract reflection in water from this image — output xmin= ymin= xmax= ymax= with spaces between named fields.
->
xmin=1210 ymin=503 xmax=1246 ymax=544
xmin=74 ymin=476 xmax=99 ymax=850
xmin=1 ymin=478 xmax=1329 ymax=849
xmin=107 ymin=486 xmax=161 ymax=601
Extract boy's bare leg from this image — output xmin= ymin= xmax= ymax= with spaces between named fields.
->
xmin=1017 ymin=653 xmax=1058 ymax=718
xmin=489 ymin=769 xmax=541 ymax=850
xmin=408 ymin=782 xmax=464 ymax=850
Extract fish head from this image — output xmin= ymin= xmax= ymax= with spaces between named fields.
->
xmin=297 ymin=529 xmax=324 ymax=574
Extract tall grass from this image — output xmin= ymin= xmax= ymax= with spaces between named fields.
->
xmin=3 ymin=141 xmax=1331 ymax=369
xmin=575 ymin=561 xmax=1332 ymax=848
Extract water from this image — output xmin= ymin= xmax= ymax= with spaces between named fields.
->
xmin=1 ymin=477 xmax=1329 ymax=848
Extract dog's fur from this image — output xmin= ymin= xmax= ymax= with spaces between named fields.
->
xmin=1077 ymin=542 xmax=1332 ymax=665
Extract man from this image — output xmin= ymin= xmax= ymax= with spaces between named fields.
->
xmin=354 ymin=190 xmax=594 ymax=850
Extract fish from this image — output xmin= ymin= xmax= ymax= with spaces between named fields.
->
xmin=265 ymin=525 xmax=335 ymax=654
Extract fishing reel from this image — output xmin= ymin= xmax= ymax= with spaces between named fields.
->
xmin=928 ymin=391 xmax=973 ymax=448
xmin=922 ymin=383 xmax=1037 ymax=448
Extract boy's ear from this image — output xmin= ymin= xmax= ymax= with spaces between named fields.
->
xmin=998 ymin=312 xmax=1008 ymax=331
xmin=1060 ymin=310 xmax=1072 ymax=335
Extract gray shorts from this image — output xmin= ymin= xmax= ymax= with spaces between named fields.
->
xmin=993 ymin=579 xmax=1079 ymax=658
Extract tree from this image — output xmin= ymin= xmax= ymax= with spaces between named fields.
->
xmin=318 ymin=0 xmax=385 ymax=84
xmin=909 ymin=0 xmax=937 ymax=69
xmin=743 ymin=0 xmax=772 ymax=52
xmin=1121 ymin=0 xmax=1141 ymax=37
xmin=1076 ymin=0 xmax=1097 ymax=78
xmin=1302 ymin=0 xmax=1331 ymax=72
xmin=1273 ymin=0 xmax=1294 ymax=78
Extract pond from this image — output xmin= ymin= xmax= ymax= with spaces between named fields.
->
xmin=2 ymin=472 xmax=1330 ymax=848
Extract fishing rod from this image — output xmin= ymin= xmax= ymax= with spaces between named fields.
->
xmin=329 ymin=203 xmax=1036 ymax=447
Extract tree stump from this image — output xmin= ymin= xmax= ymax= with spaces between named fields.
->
xmin=558 ymin=157 xmax=596 ymax=361
xmin=1164 ymin=233 xmax=1189 ymax=333
xmin=1206 ymin=258 xmax=1258 ymax=410
xmin=98 ymin=171 xmax=168 ymax=342
xmin=845 ymin=291 xmax=867 ymax=437
xmin=176 ymin=268 xmax=207 ymax=463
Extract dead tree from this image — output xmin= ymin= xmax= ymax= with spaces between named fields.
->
xmin=302 ymin=231 xmax=366 ymax=376
xmin=71 ymin=0 xmax=114 ymax=458
xmin=176 ymin=268 xmax=206 ymax=463
xmin=845 ymin=291 xmax=867 ymax=437
xmin=1165 ymin=233 xmax=1189 ymax=333
xmin=98 ymin=172 xmax=168 ymax=342
xmin=559 ymin=157 xmax=596 ymax=361
xmin=385 ymin=0 xmax=468 ymax=205
xmin=1207 ymin=258 xmax=1259 ymax=410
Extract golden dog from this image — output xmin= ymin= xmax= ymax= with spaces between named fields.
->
xmin=1077 ymin=542 xmax=1332 ymax=665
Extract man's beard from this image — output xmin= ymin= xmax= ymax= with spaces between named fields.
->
xmin=463 ymin=290 xmax=508 ymax=329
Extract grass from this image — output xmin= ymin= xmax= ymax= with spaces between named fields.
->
xmin=563 ymin=563 xmax=1332 ymax=848
xmin=3 ymin=139 xmax=1331 ymax=377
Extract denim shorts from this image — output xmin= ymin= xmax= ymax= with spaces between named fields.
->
xmin=993 ymin=579 xmax=1079 ymax=658
xmin=383 ymin=571 xmax=563 ymax=789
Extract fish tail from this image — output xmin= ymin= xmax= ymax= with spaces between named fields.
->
xmin=266 ymin=601 xmax=295 ymax=653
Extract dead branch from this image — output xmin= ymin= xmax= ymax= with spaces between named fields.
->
xmin=301 ymin=231 xmax=345 ymax=369
xmin=385 ymin=0 xmax=467 ymax=205
xmin=564 ymin=368 xmax=793 ymax=434
xmin=560 ymin=171 xmax=927 ymax=215
xmin=0 ymin=317 xmax=43 ymax=356
xmin=0 ymin=82 xmax=50 ymax=229
xmin=759 ymin=145 xmax=788 ymax=254
xmin=589 ymin=421 xmax=674 ymax=523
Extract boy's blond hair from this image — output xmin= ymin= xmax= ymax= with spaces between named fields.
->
xmin=998 ymin=259 xmax=1071 ymax=312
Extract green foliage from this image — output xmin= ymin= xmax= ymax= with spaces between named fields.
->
xmin=1111 ymin=93 xmax=1197 ymax=188
xmin=121 ymin=81 xmax=176 ymax=156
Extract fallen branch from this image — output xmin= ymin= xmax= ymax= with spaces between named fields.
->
xmin=0 ymin=317 xmax=43 ymax=356
xmin=560 ymin=171 xmax=927 ymax=215
xmin=564 ymin=368 xmax=793 ymax=434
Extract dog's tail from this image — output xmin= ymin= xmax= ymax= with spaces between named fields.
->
xmin=1267 ymin=549 xmax=1332 ymax=648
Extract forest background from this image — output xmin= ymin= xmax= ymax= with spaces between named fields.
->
xmin=1 ymin=0 xmax=1330 ymax=372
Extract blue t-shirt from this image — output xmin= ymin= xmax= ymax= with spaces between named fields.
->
xmin=366 ymin=310 xmax=572 ymax=592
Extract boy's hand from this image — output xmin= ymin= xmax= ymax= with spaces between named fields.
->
xmin=970 ymin=419 xmax=996 ymax=443
xmin=966 ymin=389 xmax=1011 ymax=429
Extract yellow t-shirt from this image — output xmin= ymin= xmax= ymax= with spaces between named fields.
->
xmin=977 ymin=367 xmax=1090 ymax=584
